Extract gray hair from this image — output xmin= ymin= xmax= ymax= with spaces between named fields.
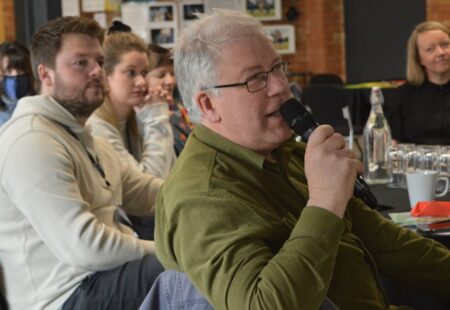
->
xmin=173 ymin=9 xmax=269 ymax=123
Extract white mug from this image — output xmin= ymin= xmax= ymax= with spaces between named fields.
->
xmin=405 ymin=170 xmax=449 ymax=208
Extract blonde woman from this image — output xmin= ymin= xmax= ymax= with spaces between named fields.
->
xmin=87 ymin=22 xmax=175 ymax=179
xmin=387 ymin=21 xmax=450 ymax=145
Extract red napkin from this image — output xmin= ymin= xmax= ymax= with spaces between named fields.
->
xmin=411 ymin=201 xmax=450 ymax=217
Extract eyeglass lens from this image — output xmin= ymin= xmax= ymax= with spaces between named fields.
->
xmin=247 ymin=62 xmax=288 ymax=92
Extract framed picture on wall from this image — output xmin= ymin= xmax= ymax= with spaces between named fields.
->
xmin=148 ymin=1 xmax=177 ymax=47
xmin=181 ymin=1 xmax=205 ymax=21
xmin=179 ymin=0 xmax=205 ymax=28
xmin=243 ymin=0 xmax=281 ymax=21
xmin=148 ymin=2 xmax=177 ymax=25
xmin=263 ymin=25 xmax=296 ymax=54
xmin=149 ymin=27 xmax=177 ymax=48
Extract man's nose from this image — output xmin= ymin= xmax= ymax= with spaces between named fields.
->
xmin=91 ymin=61 xmax=103 ymax=78
xmin=265 ymin=71 xmax=288 ymax=97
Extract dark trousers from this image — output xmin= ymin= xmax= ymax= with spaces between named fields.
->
xmin=62 ymin=254 xmax=164 ymax=310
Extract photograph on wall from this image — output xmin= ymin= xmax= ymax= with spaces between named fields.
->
xmin=243 ymin=0 xmax=281 ymax=21
xmin=182 ymin=2 xmax=205 ymax=21
xmin=147 ymin=1 xmax=177 ymax=46
xmin=263 ymin=25 xmax=296 ymax=54
xmin=204 ymin=0 xmax=241 ymax=12
xmin=179 ymin=0 xmax=204 ymax=28
xmin=148 ymin=2 xmax=176 ymax=25
xmin=149 ymin=27 xmax=176 ymax=48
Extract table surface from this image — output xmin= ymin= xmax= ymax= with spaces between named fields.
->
xmin=369 ymin=184 xmax=450 ymax=308
xmin=370 ymin=184 xmax=411 ymax=212
xmin=370 ymin=184 xmax=450 ymax=245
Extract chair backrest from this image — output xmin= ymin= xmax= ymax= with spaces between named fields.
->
xmin=0 ymin=290 xmax=7 ymax=310
xmin=309 ymin=73 xmax=344 ymax=86
xmin=0 ymin=267 xmax=8 ymax=310
xmin=301 ymin=85 xmax=351 ymax=137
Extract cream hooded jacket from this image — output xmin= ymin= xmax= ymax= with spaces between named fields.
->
xmin=0 ymin=95 xmax=162 ymax=310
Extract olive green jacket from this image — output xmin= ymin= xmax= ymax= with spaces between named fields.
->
xmin=156 ymin=125 xmax=450 ymax=310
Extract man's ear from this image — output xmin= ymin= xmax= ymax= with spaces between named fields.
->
xmin=37 ymin=64 xmax=54 ymax=89
xmin=195 ymin=91 xmax=221 ymax=123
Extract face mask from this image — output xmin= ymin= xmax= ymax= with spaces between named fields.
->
xmin=2 ymin=74 xmax=31 ymax=100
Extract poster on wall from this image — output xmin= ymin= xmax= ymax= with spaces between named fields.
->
xmin=104 ymin=0 xmax=121 ymax=12
xmin=62 ymin=0 xmax=80 ymax=16
xmin=82 ymin=0 xmax=104 ymax=12
xmin=121 ymin=2 xmax=149 ymax=42
xmin=149 ymin=27 xmax=177 ymax=48
xmin=94 ymin=12 xmax=107 ymax=28
xmin=148 ymin=2 xmax=177 ymax=48
xmin=263 ymin=25 xmax=296 ymax=54
xmin=149 ymin=2 xmax=177 ymax=25
xmin=204 ymin=0 xmax=242 ymax=12
xmin=243 ymin=0 xmax=281 ymax=21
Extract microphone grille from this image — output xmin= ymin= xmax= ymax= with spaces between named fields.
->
xmin=279 ymin=98 xmax=308 ymax=125
xmin=279 ymin=98 xmax=317 ymax=141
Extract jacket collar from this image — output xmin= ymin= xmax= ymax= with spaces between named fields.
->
xmin=422 ymin=79 xmax=450 ymax=94
xmin=193 ymin=125 xmax=300 ymax=172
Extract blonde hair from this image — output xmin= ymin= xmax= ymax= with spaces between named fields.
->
xmin=94 ymin=31 xmax=148 ymax=136
xmin=406 ymin=21 xmax=450 ymax=85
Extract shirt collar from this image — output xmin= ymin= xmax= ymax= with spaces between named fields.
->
xmin=193 ymin=125 xmax=300 ymax=172
xmin=423 ymin=79 xmax=450 ymax=93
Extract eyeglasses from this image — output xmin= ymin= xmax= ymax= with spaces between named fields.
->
xmin=203 ymin=61 xmax=289 ymax=93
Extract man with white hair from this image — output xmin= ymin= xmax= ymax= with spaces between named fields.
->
xmin=155 ymin=9 xmax=450 ymax=309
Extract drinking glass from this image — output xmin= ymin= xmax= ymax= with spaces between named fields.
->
xmin=398 ymin=143 xmax=417 ymax=188
xmin=416 ymin=145 xmax=440 ymax=172
xmin=437 ymin=145 xmax=450 ymax=192
xmin=387 ymin=145 xmax=405 ymax=188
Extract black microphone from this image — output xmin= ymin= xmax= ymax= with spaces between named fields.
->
xmin=279 ymin=97 xmax=379 ymax=210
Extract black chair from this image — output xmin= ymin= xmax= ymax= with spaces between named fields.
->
xmin=301 ymin=86 xmax=348 ymax=134
xmin=0 ymin=291 xmax=7 ymax=310
xmin=0 ymin=269 xmax=7 ymax=310
xmin=303 ymin=73 xmax=348 ymax=135
xmin=301 ymin=84 xmax=362 ymax=153
xmin=309 ymin=73 xmax=344 ymax=86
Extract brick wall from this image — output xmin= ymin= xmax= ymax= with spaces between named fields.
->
xmin=427 ymin=0 xmax=450 ymax=25
xmin=279 ymin=0 xmax=449 ymax=86
xmin=1 ymin=0 xmax=448 ymax=85
xmin=1 ymin=0 xmax=16 ymax=41
xmin=301 ymin=0 xmax=345 ymax=80
xmin=266 ymin=0 xmax=346 ymax=86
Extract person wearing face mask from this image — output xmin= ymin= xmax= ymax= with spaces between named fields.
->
xmin=0 ymin=41 xmax=34 ymax=126
xmin=0 ymin=17 xmax=164 ymax=310
xmin=386 ymin=21 xmax=450 ymax=145
xmin=147 ymin=44 xmax=193 ymax=156
xmin=87 ymin=22 xmax=176 ymax=180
